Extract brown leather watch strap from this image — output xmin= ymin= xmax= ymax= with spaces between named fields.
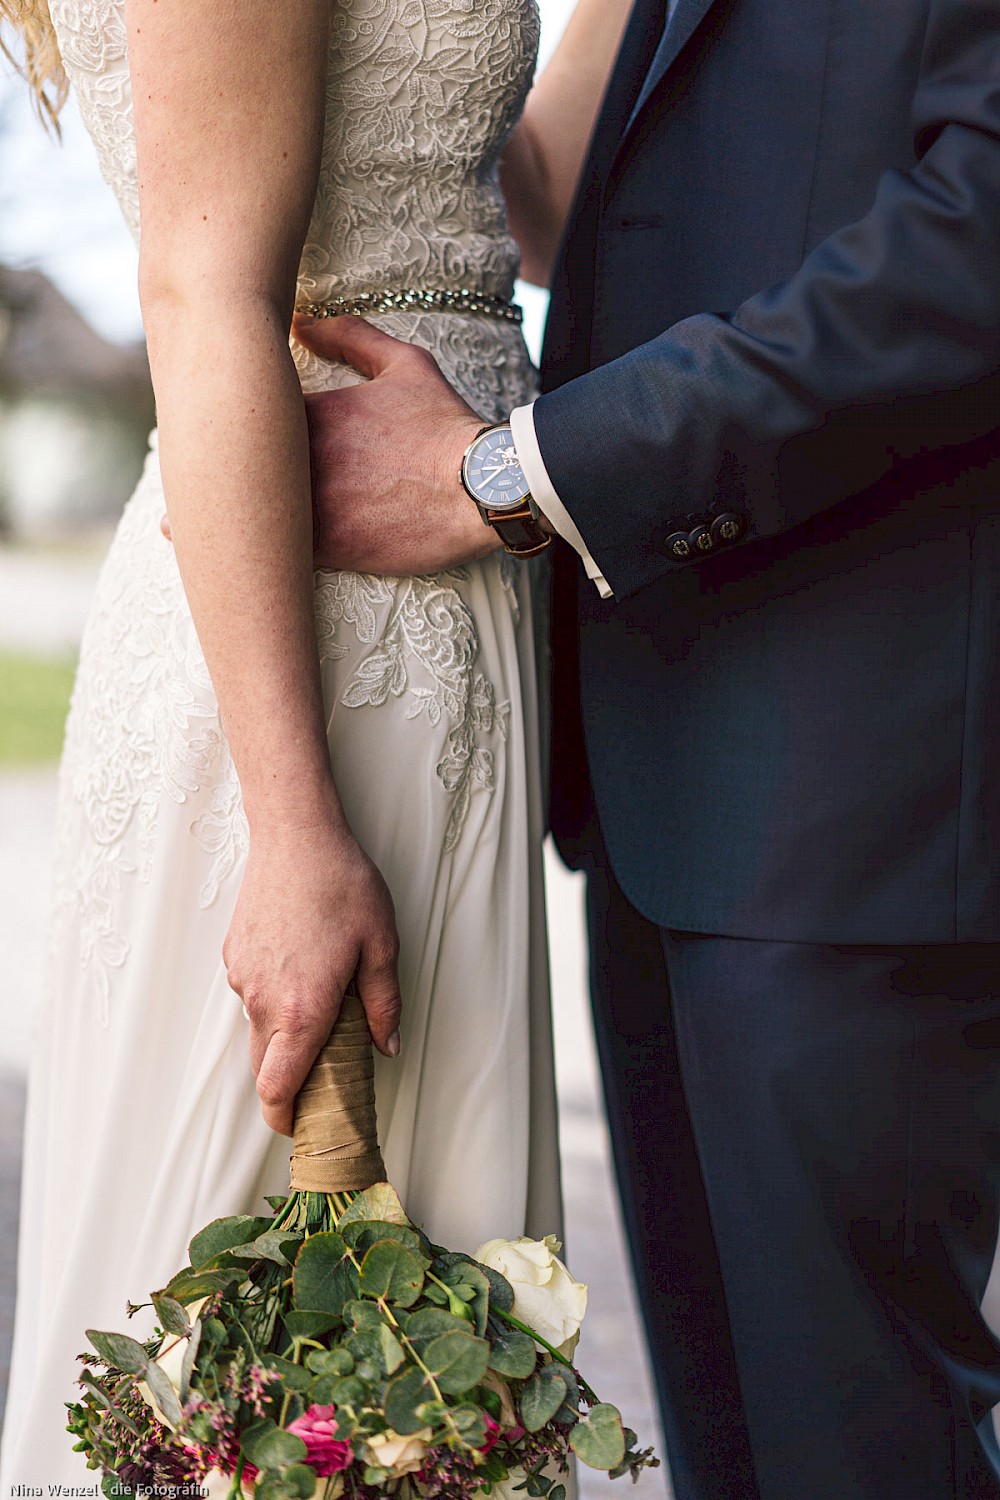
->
xmin=484 ymin=501 xmax=552 ymax=558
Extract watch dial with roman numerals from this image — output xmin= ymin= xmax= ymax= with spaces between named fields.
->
xmin=464 ymin=426 xmax=531 ymax=511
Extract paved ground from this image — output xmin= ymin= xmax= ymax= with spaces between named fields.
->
xmin=0 ymin=545 xmax=671 ymax=1497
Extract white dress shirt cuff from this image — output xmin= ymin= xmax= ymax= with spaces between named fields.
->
xmin=509 ymin=403 xmax=613 ymax=599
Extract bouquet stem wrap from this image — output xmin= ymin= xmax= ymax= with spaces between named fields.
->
xmin=289 ymin=988 xmax=386 ymax=1192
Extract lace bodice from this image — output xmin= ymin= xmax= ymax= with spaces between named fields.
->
xmin=48 ymin=0 xmax=540 ymax=310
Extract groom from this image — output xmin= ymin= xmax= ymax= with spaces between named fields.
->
xmin=291 ymin=0 xmax=1000 ymax=1495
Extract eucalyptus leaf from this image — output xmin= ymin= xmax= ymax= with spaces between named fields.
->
xmin=569 ymin=1404 xmax=626 ymax=1471
xmin=265 ymin=1356 xmax=312 ymax=1393
xmin=264 ymin=1195 xmax=288 ymax=1212
xmin=161 ymin=1267 xmax=243 ymax=1304
xmin=151 ymin=1295 xmax=190 ymax=1338
xmin=293 ymin=1232 xmax=358 ymax=1316
xmin=241 ymin=1421 xmax=309 ymax=1470
xmin=144 ymin=1359 xmax=183 ymax=1428
xmin=342 ymin=1219 xmax=430 ymax=1266
xmin=448 ymin=1403 xmax=487 ymax=1447
xmin=405 ymin=1306 xmax=472 ymax=1353
xmin=477 ymin=1263 xmax=515 ymax=1313
xmin=226 ymin=1231 xmax=296 ymax=1267
xmin=344 ymin=1299 xmax=384 ymax=1331
xmin=255 ymin=1468 xmax=316 ymax=1500
xmin=379 ymin=1324 xmax=406 ymax=1375
xmin=423 ymin=1330 xmax=490 ymax=1396
xmin=520 ymin=1365 xmax=568 ymax=1433
xmin=178 ymin=1316 xmax=203 ymax=1403
xmin=279 ymin=1466 xmax=317 ymax=1499
xmin=358 ymin=1240 xmax=425 ymax=1308
xmin=336 ymin=1183 xmax=411 ymax=1228
xmin=188 ymin=1216 xmax=273 ymax=1269
xmin=330 ymin=1375 xmax=366 ymax=1406
xmin=384 ymin=1366 xmax=432 ymax=1434
xmin=305 ymin=1347 xmax=354 ymax=1377
xmin=439 ymin=1261 xmax=490 ymax=1335
xmin=281 ymin=1310 xmax=342 ymax=1340
xmin=85 ymin=1330 xmax=149 ymax=1375
xmin=487 ymin=1325 xmax=537 ymax=1381
xmin=306 ymin=1374 xmax=338 ymax=1405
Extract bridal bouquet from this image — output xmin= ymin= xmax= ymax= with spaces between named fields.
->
xmin=66 ymin=997 xmax=657 ymax=1500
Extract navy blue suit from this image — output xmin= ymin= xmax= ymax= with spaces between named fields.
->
xmin=534 ymin=1 xmax=1000 ymax=1494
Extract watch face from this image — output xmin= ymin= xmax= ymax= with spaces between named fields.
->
xmin=464 ymin=426 xmax=531 ymax=511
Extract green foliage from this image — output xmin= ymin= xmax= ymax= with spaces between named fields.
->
xmin=384 ymin=1366 xmax=432 ymax=1434
xmin=281 ymin=1310 xmax=341 ymax=1340
xmin=292 ymin=1232 xmax=358 ymax=1316
xmin=358 ymin=1240 xmax=425 ymax=1308
xmin=161 ymin=1266 xmax=244 ymax=1303
xmin=520 ymin=1365 xmax=568 ymax=1433
xmin=423 ymin=1330 xmax=490 ymax=1395
xmin=0 ymin=650 xmax=76 ymax=765
xmin=336 ymin=1183 xmax=410 ymax=1227
xmin=85 ymin=1331 xmax=149 ymax=1375
xmin=341 ymin=1219 xmax=430 ymax=1265
xmin=569 ymin=1403 xmax=626 ymax=1470
xmin=151 ymin=1295 xmax=189 ymax=1338
xmin=487 ymin=1325 xmax=538 ymax=1380
xmin=188 ymin=1215 xmax=274 ymax=1269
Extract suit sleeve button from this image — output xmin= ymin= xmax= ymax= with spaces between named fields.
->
xmin=665 ymin=531 xmax=692 ymax=559
xmin=711 ymin=512 xmax=744 ymax=545
xmin=688 ymin=525 xmax=715 ymax=554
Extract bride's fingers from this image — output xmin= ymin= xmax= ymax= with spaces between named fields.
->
xmin=356 ymin=941 xmax=403 ymax=1060
xmin=291 ymin=311 xmax=418 ymax=380
xmin=255 ymin=1020 xmax=336 ymax=1137
xmin=160 ymin=512 xmax=173 ymax=541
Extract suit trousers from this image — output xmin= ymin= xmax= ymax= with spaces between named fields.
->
xmin=584 ymin=853 xmax=1000 ymax=1499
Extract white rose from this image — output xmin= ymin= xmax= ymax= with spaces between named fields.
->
xmin=366 ymin=1426 xmax=433 ymax=1477
xmin=474 ymin=1236 xmax=588 ymax=1357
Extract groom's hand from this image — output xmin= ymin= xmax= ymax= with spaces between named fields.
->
xmin=293 ymin=314 xmax=500 ymax=574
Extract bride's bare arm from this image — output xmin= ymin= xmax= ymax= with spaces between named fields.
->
xmin=501 ymin=0 xmax=633 ymax=288
xmin=128 ymin=0 xmax=402 ymax=1136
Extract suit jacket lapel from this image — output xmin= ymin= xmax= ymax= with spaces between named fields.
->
xmin=621 ymin=0 xmax=725 ymax=141
xmin=588 ymin=0 xmax=668 ymax=184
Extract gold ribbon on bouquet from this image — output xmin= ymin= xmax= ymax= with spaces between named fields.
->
xmin=289 ymin=987 xmax=386 ymax=1193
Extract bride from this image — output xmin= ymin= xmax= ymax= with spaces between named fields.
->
xmin=0 ymin=0 xmax=629 ymax=1489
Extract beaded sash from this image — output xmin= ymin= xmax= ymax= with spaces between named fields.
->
xmin=295 ymin=286 xmax=523 ymax=324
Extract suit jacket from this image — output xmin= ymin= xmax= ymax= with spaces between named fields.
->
xmin=538 ymin=0 xmax=1000 ymax=943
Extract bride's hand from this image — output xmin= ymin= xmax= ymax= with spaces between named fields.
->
xmin=223 ymin=814 xmax=402 ymax=1137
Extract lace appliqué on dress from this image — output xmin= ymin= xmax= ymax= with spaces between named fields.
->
xmin=315 ymin=570 xmax=511 ymax=852
xmin=50 ymin=489 xmax=248 ymax=1025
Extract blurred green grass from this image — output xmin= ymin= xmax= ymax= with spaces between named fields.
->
xmin=0 ymin=651 xmax=76 ymax=765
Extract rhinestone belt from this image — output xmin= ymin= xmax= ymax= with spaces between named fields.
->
xmin=294 ymin=286 xmax=523 ymax=325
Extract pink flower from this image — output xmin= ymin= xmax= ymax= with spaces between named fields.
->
xmin=480 ymin=1417 xmax=501 ymax=1456
xmin=286 ymin=1404 xmax=353 ymax=1476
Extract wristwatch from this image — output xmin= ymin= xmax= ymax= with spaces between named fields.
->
xmin=461 ymin=423 xmax=552 ymax=559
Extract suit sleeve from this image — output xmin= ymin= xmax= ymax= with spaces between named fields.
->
xmin=532 ymin=0 xmax=1000 ymax=600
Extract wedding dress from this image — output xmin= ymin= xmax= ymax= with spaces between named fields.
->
xmin=0 ymin=0 xmax=561 ymax=1489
